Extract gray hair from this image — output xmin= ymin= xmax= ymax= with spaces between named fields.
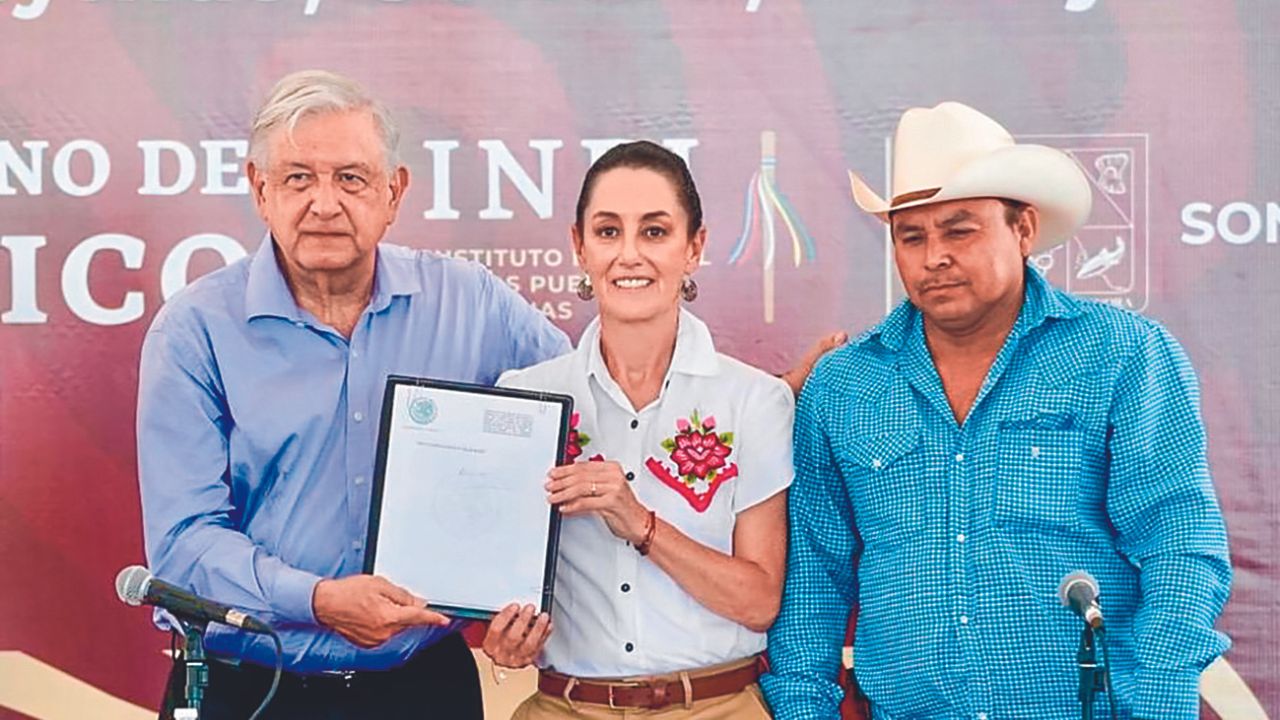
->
xmin=248 ymin=69 xmax=401 ymax=171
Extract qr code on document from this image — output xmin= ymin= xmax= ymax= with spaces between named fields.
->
xmin=483 ymin=409 xmax=534 ymax=438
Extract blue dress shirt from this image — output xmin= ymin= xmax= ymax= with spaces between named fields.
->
xmin=136 ymin=238 xmax=570 ymax=672
xmin=762 ymin=267 xmax=1231 ymax=720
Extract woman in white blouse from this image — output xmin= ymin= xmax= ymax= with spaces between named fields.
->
xmin=484 ymin=141 xmax=796 ymax=719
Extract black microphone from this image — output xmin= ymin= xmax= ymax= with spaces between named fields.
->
xmin=1058 ymin=570 xmax=1105 ymax=629
xmin=115 ymin=565 xmax=273 ymax=634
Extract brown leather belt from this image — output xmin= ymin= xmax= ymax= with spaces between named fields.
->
xmin=537 ymin=656 xmax=763 ymax=710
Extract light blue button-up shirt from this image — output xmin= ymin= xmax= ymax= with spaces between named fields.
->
xmin=136 ymin=238 xmax=570 ymax=672
xmin=763 ymin=267 xmax=1231 ymax=720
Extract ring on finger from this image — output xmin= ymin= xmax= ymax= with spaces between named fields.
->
xmin=590 ymin=481 xmax=598 ymax=497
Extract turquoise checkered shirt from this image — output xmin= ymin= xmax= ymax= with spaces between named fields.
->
xmin=762 ymin=267 xmax=1231 ymax=720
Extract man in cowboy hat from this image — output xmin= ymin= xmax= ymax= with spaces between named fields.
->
xmin=761 ymin=102 xmax=1231 ymax=719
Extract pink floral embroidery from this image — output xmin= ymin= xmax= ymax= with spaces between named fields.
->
xmin=564 ymin=412 xmax=592 ymax=463
xmin=672 ymin=426 xmax=731 ymax=477
xmin=647 ymin=410 xmax=737 ymax=513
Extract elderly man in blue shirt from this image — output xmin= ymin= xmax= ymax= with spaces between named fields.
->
xmin=135 ymin=70 xmax=572 ymax=718
xmin=763 ymin=102 xmax=1231 ymax=720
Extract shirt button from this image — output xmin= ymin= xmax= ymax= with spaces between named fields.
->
xmin=956 ymin=533 xmax=966 ymax=543
xmin=351 ymin=349 xmax=360 ymax=358
xmin=954 ymin=453 xmax=965 ymax=462
xmin=871 ymin=458 xmax=883 ymax=470
xmin=294 ymin=320 xmax=305 ymax=328
xmin=977 ymin=713 xmax=988 ymax=720
xmin=1031 ymin=446 xmax=1041 ymax=459
xmin=354 ymin=475 xmax=366 ymax=486
xmin=620 ymin=583 xmax=631 ymax=593
xmin=624 ymin=642 xmax=634 ymax=652
xmin=352 ymin=540 xmax=363 ymax=550
xmin=353 ymin=411 xmax=364 ymax=422
xmin=625 ymin=471 xmax=635 ymax=481
xmin=629 ymin=419 xmax=639 ymax=430
xmin=960 ymin=615 xmax=970 ymax=625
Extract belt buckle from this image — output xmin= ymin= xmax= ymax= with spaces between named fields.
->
xmin=607 ymin=678 xmax=670 ymax=711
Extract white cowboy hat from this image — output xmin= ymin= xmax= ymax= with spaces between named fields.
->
xmin=849 ymin=101 xmax=1091 ymax=249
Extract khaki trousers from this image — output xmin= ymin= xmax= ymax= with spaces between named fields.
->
xmin=508 ymin=659 xmax=772 ymax=720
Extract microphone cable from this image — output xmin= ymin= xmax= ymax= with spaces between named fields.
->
xmin=247 ymin=628 xmax=284 ymax=720
xmin=1094 ymin=627 xmax=1121 ymax=720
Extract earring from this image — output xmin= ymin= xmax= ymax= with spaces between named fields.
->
xmin=576 ymin=275 xmax=595 ymax=301
xmin=680 ymin=275 xmax=698 ymax=302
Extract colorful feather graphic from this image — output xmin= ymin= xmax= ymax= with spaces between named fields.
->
xmin=727 ymin=131 xmax=817 ymax=323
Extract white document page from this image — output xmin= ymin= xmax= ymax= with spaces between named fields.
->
xmin=372 ymin=383 xmax=564 ymax=613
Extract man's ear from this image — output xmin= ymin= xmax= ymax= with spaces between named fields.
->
xmin=245 ymin=160 xmax=269 ymax=220
xmin=385 ymin=165 xmax=411 ymax=226
xmin=1017 ymin=205 xmax=1040 ymax=257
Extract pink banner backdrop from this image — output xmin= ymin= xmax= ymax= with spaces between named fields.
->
xmin=1 ymin=1 xmax=1276 ymax=716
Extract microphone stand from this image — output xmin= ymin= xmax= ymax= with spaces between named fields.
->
xmin=174 ymin=619 xmax=209 ymax=720
xmin=1075 ymin=624 xmax=1110 ymax=720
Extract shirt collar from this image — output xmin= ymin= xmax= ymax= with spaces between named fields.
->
xmin=857 ymin=265 xmax=1084 ymax=353
xmin=245 ymin=235 xmax=422 ymax=322
xmin=245 ymin=236 xmax=300 ymax=322
xmin=367 ymin=244 xmax=423 ymax=312
xmin=582 ymin=308 xmax=720 ymax=383
xmin=1011 ymin=262 xmax=1083 ymax=337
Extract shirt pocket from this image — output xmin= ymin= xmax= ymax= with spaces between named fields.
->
xmin=838 ymin=430 xmax=927 ymax=544
xmin=993 ymin=427 xmax=1083 ymax=532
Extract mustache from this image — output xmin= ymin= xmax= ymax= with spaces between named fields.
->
xmin=917 ymin=277 xmax=968 ymax=292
